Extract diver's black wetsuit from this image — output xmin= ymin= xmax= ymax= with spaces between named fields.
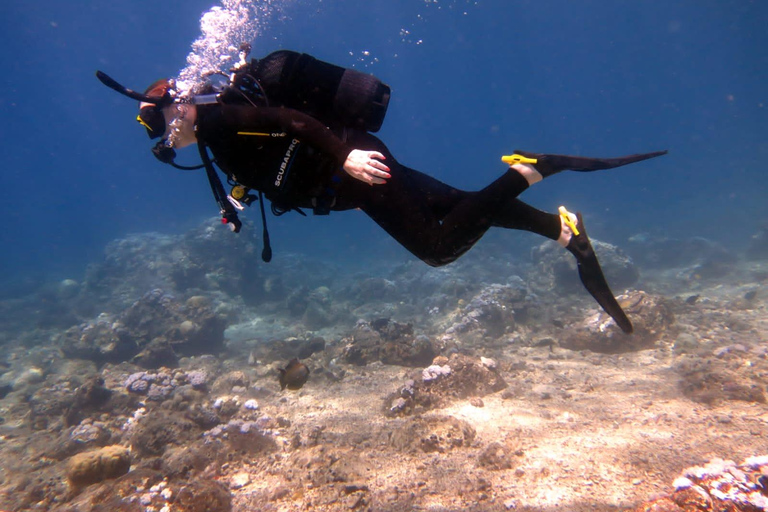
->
xmin=96 ymin=49 xmax=667 ymax=334
xmin=197 ymin=104 xmax=560 ymax=267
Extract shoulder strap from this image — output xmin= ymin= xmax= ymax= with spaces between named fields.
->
xmin=197 ymin=141 xmax=242 ymax=233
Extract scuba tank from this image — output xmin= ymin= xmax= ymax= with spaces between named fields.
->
xmin=241 ymin=50 xmax=390 ymax=133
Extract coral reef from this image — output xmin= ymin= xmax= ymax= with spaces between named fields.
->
xmin=66 ymin=445 xmax=132 ymax=488
xmin=341 ymin=319 xmax=438 ymax=367
xmin=386 ymin=353 xmax=507 ymax=416
xmin=633 ymin=456 xmax=768 ymax=512
xmin=442 ymin=279 xmax=530 ymax=343
xmin=1 ymin=218 xmax=767 ymax=512
xmin=59 ymin=289 xmax=226 ymax=367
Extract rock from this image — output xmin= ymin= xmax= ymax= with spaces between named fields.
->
xmin=531 ymin=384 xmax=557 ymax=400
xmin=186 ymin=295 xmax=211 ymax=308
xmin=64 ymin=376 xmax=113 ymax=426
xmin=161 ymin=442 xmax=217 ymax=479
xmin=243 ymin=399 xmax=259 ymax=410
xmin=212 ymin=370 xmax=250 ymax=394
xmin=559 ymin=291 xmax=674 ymax=353
xmin=672 ymin=332 xmax=699 ymax=354
xmin=469 ymin=397 xmax=484 ymax=407
xmin=480 ymin=357 xmax=497 ymax=370
xmin=175 ymin=479 xmax=232 ymax=512
xmin=389 ymin=415 xmax=476 ymax=454
xmin=66 ymin=445 xmax=132 ymax=488
xmin=15 ymin=367 xmax=45 ymax=387
xmin=385 ymin=353 xmax=507 ymax=416
xmin=678 ymin=359 xmax=766 ymax=405
xmin=443 ymin=280 xmax=529 ymax=341
xmin=298 ymin=336 xmax=326 ymax=359
xmin=230 ymin=472 xmax=251 ymax=489
xmin=478 ymin=442 xmax=513 ymax=470
xmin=418 ymin=416 xmax=476 ymax=453
xmin=533 ymin=239 xmax=639 ymax=293
xmin=128 ymin=410 xmax=199 ymax=457
xmin=47 ymin=420 xmax=114 ymax=461
xmin=422 ymin=353 xmax=507 ymax=397
xmin=342 ymin=319 xmax=437 ymax=367
xmin=202 ymin=418 xmax=278 ymax=456
xmin=422 ymin=364 xmax=451 ymax=382
xmin=60 ymin=289 xmax=226 ymax=366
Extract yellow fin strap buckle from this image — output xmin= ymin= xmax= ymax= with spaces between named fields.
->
xmin=136 ymin=114 xmax=153 ymax=131
xmin=558 ymin=206 xmax=580 ymax=236
xmin=501 ymin=154 xmax=538 ymax=165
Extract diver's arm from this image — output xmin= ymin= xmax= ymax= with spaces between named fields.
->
xmin=207 ymin=105 xmax=390 ymax=185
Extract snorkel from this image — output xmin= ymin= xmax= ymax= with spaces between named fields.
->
xmin=95 ymin=71 xmax=174 ymax=106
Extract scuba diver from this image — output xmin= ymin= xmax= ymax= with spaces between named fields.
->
xmin=97 ymin=47 xmax=667 ymax=334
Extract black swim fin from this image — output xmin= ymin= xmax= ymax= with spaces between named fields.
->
xmin=564 ymin=211 xmax=633 ymax=334
xmin=514 ymin=149 xmax=667 ymax=178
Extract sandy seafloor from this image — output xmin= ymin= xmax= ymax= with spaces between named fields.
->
xmin=0 ymin=220 xmax=766 ymax=512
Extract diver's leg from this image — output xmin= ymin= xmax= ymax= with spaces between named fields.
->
xmin=490 ymin=199 xmax=561 ymax=238
xmin=338 ymin=152 xmax=532 ymax=266
xmin=511 ymin=150 xmax=667 ymax=179
xmin=346 ymin=162 xmax=486 ymax=267
xmin=339 ymin=131 xmax=521 ymax=265
xmin=344 ymin=152 xmax=633 ymax=331
xmin=490 ymin=200 xmax=632 ymax=333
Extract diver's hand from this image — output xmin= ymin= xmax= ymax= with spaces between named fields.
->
xmin=343 ymin=150 xmax=391 ymax=185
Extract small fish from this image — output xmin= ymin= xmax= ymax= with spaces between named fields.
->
xmin=744 ymin=290 xmax=757 ymax=301
xmin=278 ymin=358 xmax=310 ymax=391
xmin=685 ymin=294 xmax=700 ymax=305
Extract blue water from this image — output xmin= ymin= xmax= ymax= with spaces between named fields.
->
xmin=1 ymin=0 xmax=766 ymax=290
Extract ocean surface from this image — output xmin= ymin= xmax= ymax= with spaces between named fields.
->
xmin=1 ymin=1 xmax=767 ymax=511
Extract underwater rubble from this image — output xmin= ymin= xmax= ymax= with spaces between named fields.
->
xmin=0 ymin=220 xmax=767 ymax=511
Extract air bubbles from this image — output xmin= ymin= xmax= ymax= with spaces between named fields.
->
xmin=399 ymin=0 xmax=478 ymax=47
xmin=349 ymin=49 xmax=380 ymax=68
xmin=175 ymin=0 xmax=289 ymax=98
